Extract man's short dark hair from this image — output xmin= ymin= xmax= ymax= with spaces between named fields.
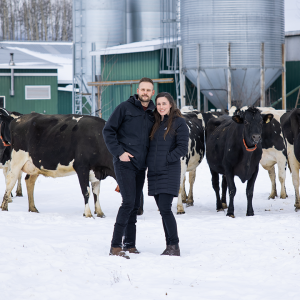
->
xmin=139 ymin=77 xmax=154 ymax=86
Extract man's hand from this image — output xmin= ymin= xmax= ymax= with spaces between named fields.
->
xmin=119 ymin=152 xmax=134 ymax=162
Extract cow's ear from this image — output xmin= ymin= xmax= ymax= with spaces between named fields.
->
xmin=224 ymin=109 xmax=229 ymax=114
xmin=263 ymin=114 xmax=273 ymax=124
xmin=232 ymin=115 xmax=243 ymax=124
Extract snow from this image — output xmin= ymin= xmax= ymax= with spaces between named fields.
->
xmin=1 ymin=157 xmax=300 ymax=300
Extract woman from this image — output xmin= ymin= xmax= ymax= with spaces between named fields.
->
xmin=146 ymin=92 xmax=189 ymax=256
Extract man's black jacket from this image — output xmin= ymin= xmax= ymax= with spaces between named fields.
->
xmin=102 ymin=94 xmax=155 ymax=170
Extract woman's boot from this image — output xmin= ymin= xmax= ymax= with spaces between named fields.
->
xmin=161 ymin=244 xmax=180 ymax=256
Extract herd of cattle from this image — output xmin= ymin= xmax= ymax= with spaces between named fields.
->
xmin=0 ymin=105 xmax=300 ymax=218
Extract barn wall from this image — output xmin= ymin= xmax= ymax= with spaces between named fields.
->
xmin=0 ymin=69 xmax=58 ymax=114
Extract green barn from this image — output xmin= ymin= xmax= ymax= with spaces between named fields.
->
xmin=0 ymin=41 xmax=72 ymax=115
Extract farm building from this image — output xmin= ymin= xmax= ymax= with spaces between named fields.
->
xmin=0 ymin=41 xmax=72 ymax=115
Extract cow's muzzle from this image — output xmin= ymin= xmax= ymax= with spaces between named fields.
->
xmin=252 ymin=134 xmax=261 ymax=144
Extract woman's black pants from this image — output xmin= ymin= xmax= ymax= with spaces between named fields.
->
xmin=154 ymin=193 xmax=179 ymax=245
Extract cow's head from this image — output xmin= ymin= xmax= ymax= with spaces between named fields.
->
xmin=0 ymin=110 xmax=14 ymax=146
xmin=232 ymin=106 xmax=273 ymax=147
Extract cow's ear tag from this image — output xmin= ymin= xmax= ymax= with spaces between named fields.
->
xmin=265 ymin=119 xmax=270 ymax=124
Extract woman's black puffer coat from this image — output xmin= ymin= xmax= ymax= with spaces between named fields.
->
xmin=147 ymin=115 xmax=189 ymax=196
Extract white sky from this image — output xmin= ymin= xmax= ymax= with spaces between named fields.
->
xmin=285 ymin=0 xmax=300 ymax=31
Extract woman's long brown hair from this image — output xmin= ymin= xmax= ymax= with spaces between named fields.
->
xmin=150 ymin=92 xmax=183 ymax=140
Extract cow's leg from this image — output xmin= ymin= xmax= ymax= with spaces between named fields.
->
xmin=16 ymin=171 xmax=23 ymax=197
xmin=289 ymin=156 xmax=300 ymax=210
xmin=91 ymin=180 xmax=105 ymax=218
xmin=76 ymin=166 xmax=93 ymax=218
xmin=221 ymin=175 xmax=228 ymax=209
xmin=1 ymin=168 xmax=23 ymax=211
xmin=210 ymin=169 xmax=223 ymax=211
xmin=181 ymin=175 xmax=187 ymax=203
xmin=225 ymin=170 xmax=236 ymax=218
xmin=277 ymin=157 xmax=287 ymax=199
xmin=267 ymin=166 xmax=277 ymax=199
xmin=245 ymin=166 xmax=259 ymax=216
xmin=186 ymin=169 xmax=196 ymax=207
xmin=177 ymin=161 xmax=187 ymax=214
xmin=25 ymin=174 xmax=39 ymax=213
xmin=2 ymin=165 xmax=13 ymax=203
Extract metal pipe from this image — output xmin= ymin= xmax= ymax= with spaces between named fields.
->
xmin=9 ymin=53 xmax=15 ymax=97
xmin=260 ymin=42 xmax=265 ymax=107
xmin=91 ymin=43 xmax=96 ymax=116
xmin=179 ymin=44 xmax=186 ymax=108
xmin=197 ymin=44 xmax=201 ymax=111
xmin=227 ymin=43 xmax=231 ymax=109
xmin=282 ymin=43 xmax=286 ymax=110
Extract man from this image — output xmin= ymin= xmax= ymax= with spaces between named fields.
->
xmin=103 ymin=77 xmax=155 ymax=259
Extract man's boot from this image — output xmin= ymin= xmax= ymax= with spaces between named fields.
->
xmin=123 ymin=247 xmax=140 ymax=254
xmin=109 ymin=247 xmax=130 ymax=259
xmin=160 ymin=244 xmax=180 ymax=256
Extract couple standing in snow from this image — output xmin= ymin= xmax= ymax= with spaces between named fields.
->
xmin=103 ymin=77 xmax=189 ymax=259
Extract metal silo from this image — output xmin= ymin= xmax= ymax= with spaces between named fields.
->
xmin=73 ymin=0 xmax=126 ymax=114
xmin=180 ymin=0 xmax=285 ymax=109
xmin=127 ymin=0 xmax=177 ymax=43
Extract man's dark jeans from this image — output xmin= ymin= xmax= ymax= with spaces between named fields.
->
xmin=154 ymin=193 xmax=179 ymax=245
xmin=111 ymin=160 xmax=145 ymax=248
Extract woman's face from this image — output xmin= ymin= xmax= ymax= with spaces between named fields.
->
xmin=156 ymin=97 xmax=172 ymax=117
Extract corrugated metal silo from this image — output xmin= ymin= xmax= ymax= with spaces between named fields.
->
xmin=180 ymin=0 xmax=285 ymax=109
xmin=73 ymin=0 xmax=126 ymax=114
xmin=126 ymin=0 xmax=161 ymax=43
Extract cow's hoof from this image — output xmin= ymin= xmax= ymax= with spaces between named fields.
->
xmin=280 ymin=194 xmax=287 ymax=199
xmin=182 ymin=199 xmax=187 ymax=204
xmin=97 ymin=213 xmax=106 ymax=218
xmin=222 ymin=203 xmax=228 ymax=209
xmin=29 ymin=208 xmax=39 ymax=213
xmin=83 ymin=213 xmax=94 ymax=218
xmin=16 ymin=192 xmax=23 ymax=197
xmin=1 ymin=206 xmax=8 ymax=211
xmin=226 ymin=213 xmax=235 ymax=218
xmin=217 ymin=208 xmax=224 ymax=212
xmin=268 ymin=195 xmax=276 ymax=200
xmin=8 ymin=198 xmax=13 ymax=203
xmin=186 ymin=202 xmax=194 ymax=207
xmin=295 ymin=207 xmax=300 ymax=212
xmin=177 ymin=211 xmax=185 ymax=215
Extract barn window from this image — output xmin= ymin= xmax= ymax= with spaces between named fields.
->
xmin=0 ymin=96 xmax=5 ymax=108
xmin=25 ymin=86 xmax=51 ymax=100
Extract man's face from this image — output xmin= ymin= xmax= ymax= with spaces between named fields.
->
xmin=137 ymin=82 xmax=155 ymax=104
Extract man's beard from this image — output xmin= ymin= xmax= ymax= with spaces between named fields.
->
xmin=138 ymin=94 xmax=151 ymax=103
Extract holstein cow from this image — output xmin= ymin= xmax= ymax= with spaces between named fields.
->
xmin=228 ymin=106 xmax=288 ymax=200
xmin=281 ymin=108 xmax=300 ymax=211
xmin=206 ymin=107 xmax=273 ymax=217
xmin=177 ymin=108 xmax=222 ymax=214
xmin=0 ymin=112 xmax=116 ymax=217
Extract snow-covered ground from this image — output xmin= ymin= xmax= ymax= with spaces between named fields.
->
xmin=0 ymin=158 xmax=299 ymax=300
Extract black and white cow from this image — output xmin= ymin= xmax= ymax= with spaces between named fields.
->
xmin=0 ymin=112 xmax=116 ymax=217
xmin=281 ymin=108 xmax=300 ymax=211
xmin=177 ymin=108 xmax=222 ymax=214
xmin=228 ymin=106 xmax=288 ymax=200
xmin=206 ymin=107 xmax=273 ymax=217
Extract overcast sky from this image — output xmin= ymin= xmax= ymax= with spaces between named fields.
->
xmin=285 ymin=0 xmax=300 ymax=31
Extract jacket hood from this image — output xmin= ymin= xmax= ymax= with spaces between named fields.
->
xmin=128 ymin=94 xmax=155 ymax=111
